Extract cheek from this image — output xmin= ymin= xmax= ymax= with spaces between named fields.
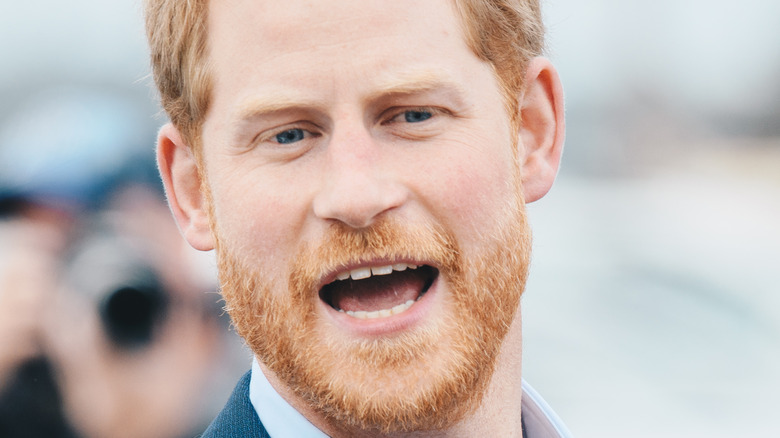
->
xmin=207 ymin=166 xmax=307 ymax=264
xmin=420 ymin=148 xmax=518 ymax=248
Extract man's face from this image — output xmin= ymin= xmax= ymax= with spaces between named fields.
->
xmin=201 ymin=0 xmax=531 ymax=432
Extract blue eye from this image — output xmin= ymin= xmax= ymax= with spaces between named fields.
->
xmin=275 ymin=128 xmax=305 ymax=144
xmin=404 ymin=110 xmax=433 ymax=123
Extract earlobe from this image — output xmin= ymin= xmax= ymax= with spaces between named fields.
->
xmin=517 ymin=57 xmax=565 ymax=203
xmin=156 ymin=123 xmax=215 ymax=251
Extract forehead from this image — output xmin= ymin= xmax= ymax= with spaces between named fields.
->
xmin=212 ymin=0 xmax=460 ymax=48
xmin=204 ymin=0 xmax=489 ymax=109
xmin=208 ymin=0 xmax=464 ymax=54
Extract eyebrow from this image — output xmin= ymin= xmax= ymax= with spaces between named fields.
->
xmin=233 ymin=71 xmax=468 ymax=123
xmin=366 ymin=71 xmax=469 ymax=104
xmin=234 ymin=94 xmax=328 ymax=124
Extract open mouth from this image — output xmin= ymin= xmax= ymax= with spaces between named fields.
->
xmin=319 ymin=263 xmax=438 ymax=320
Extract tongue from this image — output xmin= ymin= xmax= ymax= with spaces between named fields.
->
xmin=326 ymin=270 xmax=425 ymax=312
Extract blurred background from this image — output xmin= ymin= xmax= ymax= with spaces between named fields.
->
xmin=0 ymin=0 xmax=777 ymax=437
xmin=523 ymin=1 xmax=780 ymax=437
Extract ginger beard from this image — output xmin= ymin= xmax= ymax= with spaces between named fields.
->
xmin=209 ymin=177 xmax=531 ymax=433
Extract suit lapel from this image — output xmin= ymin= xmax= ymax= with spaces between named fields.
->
xmin=200 ymin=371 xmax=270 ymax=438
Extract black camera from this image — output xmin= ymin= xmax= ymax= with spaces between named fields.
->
xmin=98 ymin=265 xmax=168 ymax=348
xmin=65 ymin=224 xmax=169 ymax=350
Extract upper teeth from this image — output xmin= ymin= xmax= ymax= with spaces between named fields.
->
xmin=335 ymin=263 xmax=419 ymax=281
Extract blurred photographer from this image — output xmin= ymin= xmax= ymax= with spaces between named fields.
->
xmin=0 ymin=90 xmax=245 ymax=438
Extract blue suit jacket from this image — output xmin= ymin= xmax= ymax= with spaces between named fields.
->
xmin=200 ymin=371 xmax=269 ymax=438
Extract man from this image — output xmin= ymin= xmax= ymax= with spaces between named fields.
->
xmin=145 ymin=0 xmax=568 ymax=436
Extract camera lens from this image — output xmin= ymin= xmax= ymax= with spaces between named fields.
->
xmin=100 ymin=282 xmax=167 ymax=348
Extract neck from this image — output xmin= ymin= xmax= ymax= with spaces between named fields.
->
xmin=439 ymin=305 xmax=525 ymax=437
xmin=261 ymin=306 xmax=525 ymax=437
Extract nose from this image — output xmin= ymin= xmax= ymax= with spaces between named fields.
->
xmin=312 ymin=126 xmax=407 ymax=229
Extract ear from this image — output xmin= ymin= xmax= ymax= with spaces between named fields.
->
xmin=517 ymin=57 xmax=565 ymax=203
xmin=156 ymin=123 xmax=215 ymax=251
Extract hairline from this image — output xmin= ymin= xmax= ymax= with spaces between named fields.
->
xmin=156 ymin=0 xmax=543 ymax=153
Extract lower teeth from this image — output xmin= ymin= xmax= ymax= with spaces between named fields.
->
xmin=342 ymin=299 xmax=416 ymax=319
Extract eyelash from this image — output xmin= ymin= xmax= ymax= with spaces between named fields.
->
xmin=383 ymin=107 xmax=442 ymax=125
xmin=256 ymin=106 xmax=444 ymax=147
xmin=256 ymin=123 xmax=320 ymax=146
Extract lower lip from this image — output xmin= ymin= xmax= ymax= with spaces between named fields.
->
xmin=321 ymin=276 xmax=440 ymax=337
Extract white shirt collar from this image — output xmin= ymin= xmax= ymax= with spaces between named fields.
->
xmin=249 ymin=357 xmax=572 ymax=438
xmin=248 ymin=358 xmax=328 ymax=438
xmin=521 ymin=380 xmax=574 ymax=438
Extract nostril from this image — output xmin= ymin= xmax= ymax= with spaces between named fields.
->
xmin=312 ymin=174 xmax=407 ymax=229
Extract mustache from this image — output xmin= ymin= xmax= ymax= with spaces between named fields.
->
xmin=289 ymin=217 xmax=460 ymax=294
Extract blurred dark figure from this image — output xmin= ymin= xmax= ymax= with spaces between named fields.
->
xmin=0 ymin=89 xmax=246 ymax=438
xmin=0 ymin=207 xmax=79 ymax=438
xmin=0 ymin=357 xmax=79 ymax=438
